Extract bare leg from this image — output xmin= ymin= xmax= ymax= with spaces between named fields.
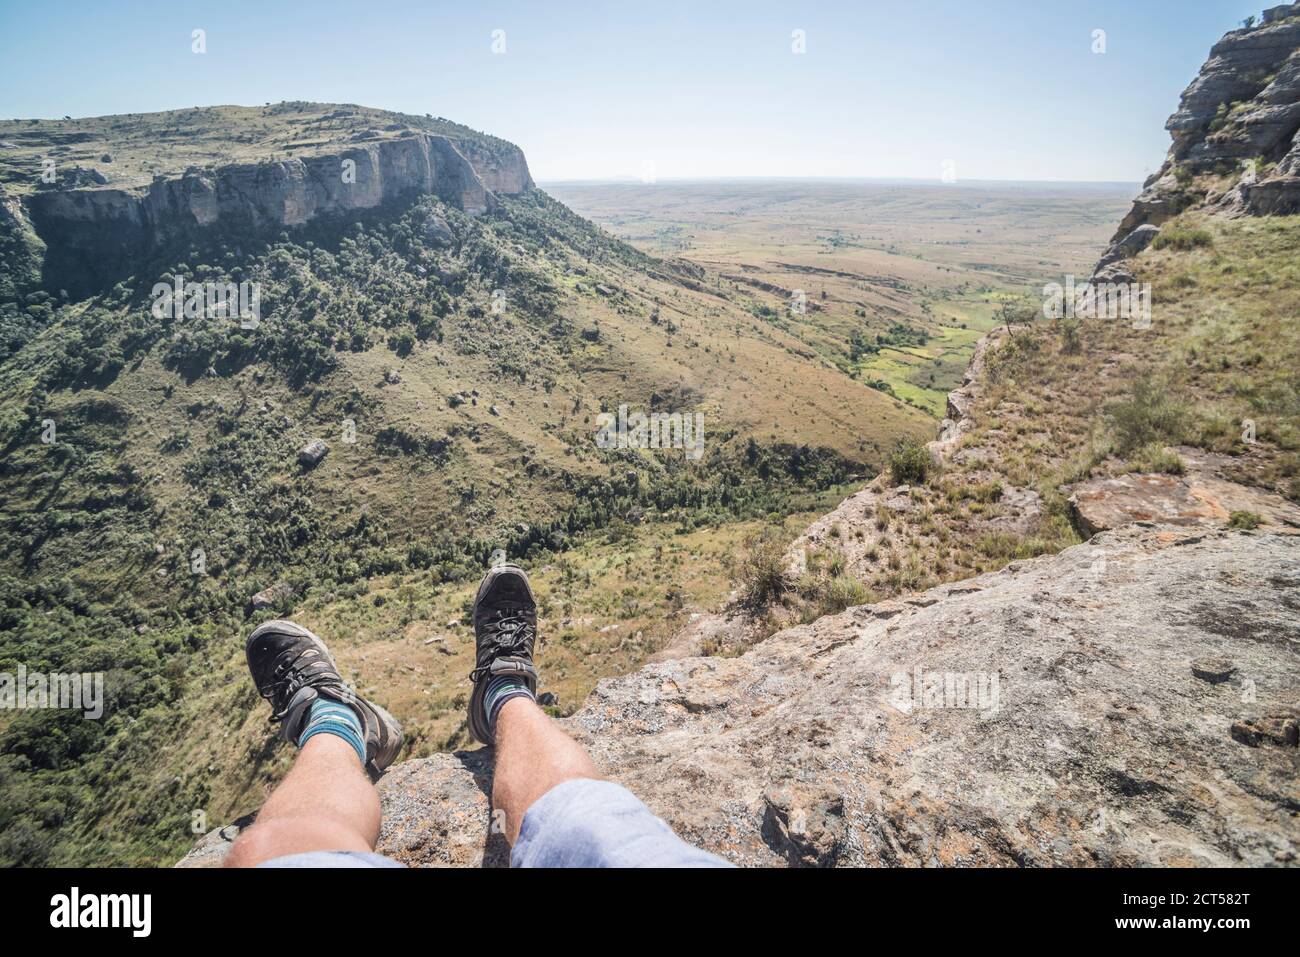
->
xmin=224 ymin=734 xmax=381 ymax=867
xmin=491 ymin=697 xmax=599 ymax=844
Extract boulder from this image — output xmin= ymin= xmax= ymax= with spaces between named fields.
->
xmin=1096 ymin=224 xmax=1161 ymax=269
xmin=1192 ymin=656 xmax=1237 ymax=684
xmin=1091 ymin=262 xmax=1136 ymax=286
xmin=249 ymin=581 xmax=293 ymax=611
xmin=420 ymin=211 xmax=454 ymax=245
xmin=1068 ymin=466 xmax=1300 ymax=537
xmin=1231 ymin=709 xmax=1300 ymax=748
xmin=297 ymin=440 xmax=329 ymax=467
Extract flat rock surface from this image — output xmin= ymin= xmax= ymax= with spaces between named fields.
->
xmin=1069 ymin=465 xmax=1300 ymax=536
xmin=181 ymin=526 xmax=1300 ymax=867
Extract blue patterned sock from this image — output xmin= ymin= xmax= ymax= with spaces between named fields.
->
xmin=297 ymin=698 xmax=367 ymax=767
xmin=483 ymin=675 xmax=535 ymax=735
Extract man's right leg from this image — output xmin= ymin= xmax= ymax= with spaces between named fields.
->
xmin=489 ymin=695 xmax=730 ymax=867
xmin=225 ymin=619 xmax=404 ymax=868
xmin=469 ymin=563 xmax=730 ymax=867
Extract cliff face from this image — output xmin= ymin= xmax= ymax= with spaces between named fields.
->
xmin=1100 ymin=1 xmax=1300 ymax=274
xmin=20 ymin=126 xmax=532 ymax=292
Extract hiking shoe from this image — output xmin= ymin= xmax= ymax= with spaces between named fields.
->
xmin=246 ymin=619 xmax=403 ymax=779
xmin=468 ymin=564 xmax=539 ymax=745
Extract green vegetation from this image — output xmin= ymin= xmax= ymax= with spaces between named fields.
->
xmin=1152 ymin=225 xmax=1214 ymax=251
xmin=1105 ymin=375 xmax=1190 ymax=455
xmin=1228 ymin=510 xmax=1264 ymax=530
xmin=849 ymin=321 xmax=930 ymax=360
xmin=735 ymin=530 xmax=791 ymax=609
xmin=0 ymin=161 xmax=887 ymax=865
xmin=887 ymin=439 xmax=932 ymax=485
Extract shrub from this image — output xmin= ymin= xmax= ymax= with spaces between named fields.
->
xmin=387 ymin=327 xmax=416 ymax=357
xmin=736 ymin=530 xmax=789 ymax=608
xmin=1060 ymin=317 xmax=1082 ymax=354
xmin=1228 ymin=510 xmax=1264 ymax=530
xmin=1106 ymin=376 xmax=1190 ymax=455
xmin=1129 ymin=443 xmax=1186 ymax=475
xmin=818 ymin=575 xmax=873 ymax=614
xmin=887 ymin=439 xmax=932 ymax=486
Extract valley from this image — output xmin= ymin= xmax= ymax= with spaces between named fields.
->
xmin=548 ymin=178 xmax=1134 ymax=415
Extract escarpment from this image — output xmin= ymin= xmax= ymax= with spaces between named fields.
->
xmin=3 ymin=108 xmax=533 ymax=293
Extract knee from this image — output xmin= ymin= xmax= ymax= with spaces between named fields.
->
xmin=224 ymin=819 xmax=282 ymax=868
xmin=224 ymin=815 xmax=369 ymax=867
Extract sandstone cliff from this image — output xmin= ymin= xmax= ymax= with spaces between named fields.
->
xmin=2 ymin=106 xmax=533 ymax=292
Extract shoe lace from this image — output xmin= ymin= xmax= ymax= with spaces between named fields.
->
xmin=470 ymin=608 xmax=535 ymax=682
xmin=266 ymin=647 xmax=340 ymax=722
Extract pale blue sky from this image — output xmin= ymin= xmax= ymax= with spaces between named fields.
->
xmin=0 ymin=0 xmax=1266 ymax=182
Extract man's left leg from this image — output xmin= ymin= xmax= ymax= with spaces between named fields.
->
xmin=225 ymin=620 xmax=403 ymax=868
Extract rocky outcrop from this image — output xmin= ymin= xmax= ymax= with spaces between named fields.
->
xmin=249 ymin=582 xmax=293 ymax=612
xmin=182 ymin=525 xmax=1300 ymax=867
xmin=1069 ymin=454 xmax=1300 ymax=537
xmin=1094 ymin=224 xmax=1161 ymax=271
xmin=1099 ymin=2 xmax=1300 ymax=262
xmin=24 ymin=130 xmax=532 ymax=292
xmin=1166 ymin=15 xmax=1300 ymax=168
xmin=926 ymin=328 xmax=1004 ymax=464
xmin=0 ymin=185 xmax=44 ymax=300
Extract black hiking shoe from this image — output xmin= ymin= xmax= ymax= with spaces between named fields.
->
xmin=246 ymin=619 xmax=403 ymax=780
xmin=468 ymin=563 xmax=539 ymax=745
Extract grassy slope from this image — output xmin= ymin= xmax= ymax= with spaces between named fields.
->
xmin=778 ymin=209 xmax=1299 ymax=625
xmin=548 ymin=180 xmax=1132 ymax=419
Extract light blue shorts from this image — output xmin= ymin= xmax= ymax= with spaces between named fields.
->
xmin=259 ymin=778 xmax=732 ymax=869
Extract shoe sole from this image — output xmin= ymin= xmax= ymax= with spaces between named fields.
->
xmin=361 ymin=699 xmax=404 ymax=780
xmin=473 ymin=562 xmax=536 ymax=615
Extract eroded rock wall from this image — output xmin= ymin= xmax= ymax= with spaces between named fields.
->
xmin=24 ymin=132 xmax=532 ymax=291
xmin=1100 ymin=2 xmax=1300 ymax=268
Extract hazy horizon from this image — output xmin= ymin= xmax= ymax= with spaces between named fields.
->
xmin=538 ymin=175 xmax=1144 ymax=187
